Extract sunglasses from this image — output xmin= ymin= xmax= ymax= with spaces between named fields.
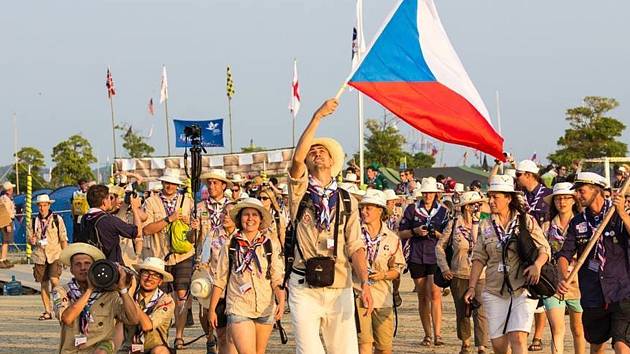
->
xmin=515 ymin=172 xmax=524 ymax=178
xmin=259 ymin=196 xmax=271 ymax=201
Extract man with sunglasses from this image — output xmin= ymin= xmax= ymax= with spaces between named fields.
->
xmin=228 ymin=175 xmax=249 ymax=202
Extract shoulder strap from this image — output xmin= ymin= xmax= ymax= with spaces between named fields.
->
xmin=227 ymin=237 xmax=238 ymax=287
xmin=264 ymin=239 xmax=273 ymax=279
xmin=53 ymin=214 xmax=60 ymax=230
xmin=333 ymin=190 xmax=342 ymax=259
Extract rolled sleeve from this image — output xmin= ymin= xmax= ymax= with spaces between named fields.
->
xmin=52 ymin=286 xmax=69 ymax=321
xmin=288 ymin=172 xmax=308 ymax=220
xmin=471 ymin=223 xmax=489 ymax=265
xmin=212 ymin=242 xmax=230 ymax=291
xmin=435 ymin=219 xmax=453 ymax=272
xmin=269 ymin=238 xmax=285 ymax=288
xmin=344 ymin=202 xmax=365 ymax=257
xmin=58 ymin=218 xmax=68 ymax=243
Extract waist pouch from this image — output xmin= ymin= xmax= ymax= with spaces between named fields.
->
xmin=305 ymin=256 xmax=335 ymax=287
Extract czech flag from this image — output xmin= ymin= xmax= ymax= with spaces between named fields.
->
xmin=347 ymin=0 xmax=504 ymax=160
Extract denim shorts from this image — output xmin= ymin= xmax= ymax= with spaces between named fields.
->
xmin=227 ymin=314 xmax=275 ymax=325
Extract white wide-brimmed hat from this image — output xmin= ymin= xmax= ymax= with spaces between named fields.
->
xmin=544 ymin=182 xmax=576 ymax=205
xmin=59 ymin=243 xmax=106 ymax=266
xmin=2 ymin=181 xmax=15 ymax=190
xmin=419 ymin=177 xmax=440 ymax=193
xmin=571 ymin=172 xmax=607 ymax=189
xmin=516 ymin=160 xmax=539 ymax=175
xmin=132 ymin=257 xmax=173 ymax=282
xmin=339 ymin=183 xmax=366 ymax=197
xmin=487 ymin=175 xmax=520 ymax=194
xmin=343 ymin=172 xmax=360 ymax=183
xmin=35 ymin=194 xmax=55 ymax=205
xmin=147 ymin=181 xmax=163 ymax=191
xmin=200 ymin=169 xmax=234 ymax=189
xmin=190 ymin=267 xmax=213 ymax=308
xmin=457 ymin=191 xmax=487 ymax=207
xmin=231 ymin=174 xmax=246 ymax=185
xmin=504 ymin=169 xmax=517 ymax=179
xmin=413 ymin=188 xmax=423 ymax=199
xmin=308 ymin=137 xmax=344 ymax=177
xmin=359 ymin=189 xmax=387 ymax=209
xmin=158 ymin=168 xmax=184 ymax=186
xmin=383 ymin=189 xmax=398 ymax=201
xmin=230 ymin=197 xmax=273 ymax=229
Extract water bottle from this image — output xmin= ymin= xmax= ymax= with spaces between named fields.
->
xmin=2 ymin=275 xmax=22 ymax=296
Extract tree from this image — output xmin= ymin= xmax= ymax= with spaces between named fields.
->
xmin=7 ymin=147 xmax=47 ymax=192
xmin=115 ymin=124 xmax=155 ymax=158
xmin=403 ymin=151 xmax=435 ymax=169
xmin=50 ymin=134 xmax=97 ymax=186
xmin=362 ymin=119 xmax=406 ymax=168
xmin=549 ymin=96 xmax=627 ymax=166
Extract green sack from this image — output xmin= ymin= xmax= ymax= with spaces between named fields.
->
xmin=168 ymin=217 xmax=192 ymax=254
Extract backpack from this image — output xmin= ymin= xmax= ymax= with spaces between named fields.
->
xmin=32 ymin=214 xmax=60 ymax=234
xmin=434 ymin=216 xmax=456 ymax=288
xmin=168 ymin=217 xmax=192 ymax=254
xmin=74 ymin=212 xmax=107 ymax=249
xmin=71 ymin=192 xmax=89 ymax=216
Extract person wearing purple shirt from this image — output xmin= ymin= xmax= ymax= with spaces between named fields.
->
xmin=399 ymin=177 xmax=449 ymax=347
xmin=557 ymin=172 xmax=630 ymax=353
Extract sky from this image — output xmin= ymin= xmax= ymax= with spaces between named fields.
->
xmin=1 ymin=0 xmax=629 ymax=170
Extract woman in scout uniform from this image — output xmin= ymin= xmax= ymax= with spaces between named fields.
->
xmin=28 ymin=194 xmax=68 ymax=320
xmin=541 ymin=183 xmax=585 ymax=354
xmin=398 ymin=177 xmax=449 ymax=347
xmin=355 ymin=190 xmax=405 ymax=354
xmin=436 ymin=191 xmax=489 ymax=354
xmin=208 ymin=198 xmax=285 ymax=354
xmin=53 ymin=243 xmax=138 ymax=354
xmin=122 ymin=257 xmax=175 ymax=354
xmin=257 ymin=186 xmax=286 ymax=247
xmin=464 ymin=175 xmax=551 ymax=354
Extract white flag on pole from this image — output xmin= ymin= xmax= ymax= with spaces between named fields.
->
xmin=159 ymin=65 xmax=168 ymax=103
xmin=351 ymin=0 xmax=366 ymax=70
xmin=289 ymin=59 xmax=301 ymax=118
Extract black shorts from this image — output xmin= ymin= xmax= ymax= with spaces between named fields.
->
xmin=407 ymin=262 xmax=437 ymax=279
xmin=583 ymin=299 xmax=630 ymax=346
xmin=166 ymin=257 xmax=194 ymax=292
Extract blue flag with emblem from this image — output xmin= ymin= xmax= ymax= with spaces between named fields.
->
xmin=173 ymin=118 xmax=224 ymax=148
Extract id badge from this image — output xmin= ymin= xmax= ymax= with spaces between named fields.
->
xmin=327 ymin=238 xmax=335 ymax=250
xmin=587 ymin=259 xmax=600 ymax=273
xmin=39 ymin=238 xmax=48 ymax=247
xmin=498 ymin=264 xmax=510 ymax=273
xmin=239 ymin=283 xmax=252 ymax=294
xmin=74 ymin=334 xmax=87 ymax=347
xmin=131 ymin=343 xmax=144 ymax=353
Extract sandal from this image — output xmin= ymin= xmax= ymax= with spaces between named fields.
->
xmin=434 ymin=335 xmax=445 ymax=346
xmin=528 ymin=338 xmax=543 ymax=351
xmin=38 ymin=312 xmax=53 ymax=320
xmin=459 ymin=344 xmax=472 ymax=354
xmin=174 ymin=338 xmax=184 ymax=350
xmin=420 ymin=336 xmax=432 ymax=346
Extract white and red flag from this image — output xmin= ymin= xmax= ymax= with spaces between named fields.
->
xmin=148 ymin=98 xmax=154 ymax=115
xmin=159 ymin=65 xmax=168 ymax=103
xmin=106 ymin=67 xmax=116 ymax=98
xmin=289 ymin=59 xmax=300 ymax=118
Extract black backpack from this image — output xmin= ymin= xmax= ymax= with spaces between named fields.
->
xmin=434 ymin=216 xmax=456 ymax=288
xmin=32 ymin=214 xmax=60 ymax=233
xmin=74 ymin=212 xmax=107 ymax=248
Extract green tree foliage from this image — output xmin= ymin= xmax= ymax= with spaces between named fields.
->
xmin=51 ymin=134 xmax=97 ymax=186
xmin=116 ymin=124 xmax=155 ymax=158
xmin=403 ymin=151 xmax=435 ymax=169
xmin=8 ymin=147 xmax=47 ymax=192
xmin=363 ymin=119 xmax=406 ymax=168
xmin=549 ymin=96 xmax=627 ymax=166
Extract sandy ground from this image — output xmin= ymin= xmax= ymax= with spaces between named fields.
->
xmin=0 ymin=270 xmax=612 ymax=354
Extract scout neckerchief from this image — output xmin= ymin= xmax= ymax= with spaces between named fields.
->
xmin=361 ymin=224 xmax=383 ymax=267
xmin=37 ymin=211 xmax=53 ymax=240
xmin=548 ymin=215 xmax=571 ymax=254
xmin=67 ymin=279 xmax=102 ymax=335
xmin=159 ymin=192 xmax=178 ymax=217
xmin=491 ymin=214 xmax=519 ymax=247
xmin=585 ymin=199 xmax=612 ymax=272
xmin=525 ymin=184 xmax=547 ymax=213
xmin=132 ymin=288 xmax=164 ymax=345
xmin=234 ymin=232 xmax=269 ymax=276
xmin=307 ymin=176 xmax=339 ymax=231
xmin=387 ymin=214 xmax=399 ymax=231
xmin=457 ymin=218 xmax=475 ymax=257
xmin=414 ymin=200 xmax=440 ymax=225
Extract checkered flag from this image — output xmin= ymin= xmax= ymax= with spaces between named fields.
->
xmin=226 ymin=66 xmax=235 ymax=99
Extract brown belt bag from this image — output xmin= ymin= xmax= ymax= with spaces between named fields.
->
xmin=305 ymin=256 xmax=336 ymax=287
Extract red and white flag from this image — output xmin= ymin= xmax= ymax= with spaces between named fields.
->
xmin=351 ymin=0 xmax=366 ymax=70
xmin=148 ymin=98 xmax=155 ymax=115
xmin=106 ymin=67 xmax=116 ymax=98
xmin=289 ymin=59 xmax=300 ymax=118
xmin=159 ymin=65 xmax=168 ymax=103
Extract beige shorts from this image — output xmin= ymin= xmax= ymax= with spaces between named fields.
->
xmin=482 ymin=291 xmax=537 ymax=339
xmin=356 ymin=297 xmax=394 ymax=351
xmin=33 ymin=261 xmax=62 ymax=282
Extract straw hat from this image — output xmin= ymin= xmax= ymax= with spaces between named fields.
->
xmin=59 ymin=243 xmax=106 ymax=266
xmin=308 ymin=137 xmax=344 ymax=177
xmin=359 ymin=189 xmax=387 ymax=209
xmin=413 ymin=188 xmax=423 ymax=199
xmin=2 ymin=181 xmax=15 ymax=190
xmin=487 ymin=175 xmax=520 ymax=194
xmin=516 ymin=160 xmax=539 ymax=175
xmin=132 ymin=257 xmax=173 ymax=282
xmin=231 ymin=174 xmax=246 ymax=185
xmin=200 ymin=169 xmax=234 ymax=189
xmin=35 ymin=194 xmax=55 ymax=205
xmin=383 ymin=189 xmax=398 ymax=201
xmin=339 ymin=183 xmax=366 ymax=197
xmin=419 ymin=177 xmax=440 ymax=193
xmin=108 ymin=185 xmax=125 ymax=199
xmin=544 ymin=182 xmax=576 ymax=205
xmin=158 ymin=168 xmax=184 ymax=186
xmin=230 ymin=198 xmax=273 ymax=229
xmin=457 ymin=191 xmax=487 ymax=207
xmin=190 ymin=267 xmax=213 ymax=308
xmin=571 ymin=172 xmax=607 ymax=189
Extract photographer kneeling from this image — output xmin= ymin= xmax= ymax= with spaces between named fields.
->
xmin=53 ymin=243 xmax=138 ymax=354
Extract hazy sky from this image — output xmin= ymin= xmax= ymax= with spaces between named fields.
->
xmin=2 ymin=0 xmax=629 ymax=169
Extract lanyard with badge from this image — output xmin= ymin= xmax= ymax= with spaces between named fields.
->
xmin=491 ymin=217 xmax=518 ymax=273
xmin=585 ymin=200 xmax=612 ymax=273
xmin=131 ymin=289 xmax=164 ymax=353
xmin=38 ymin=213 xmax=52 ymax=246
xmin=362 ymin=226 xmax=383 ymax=284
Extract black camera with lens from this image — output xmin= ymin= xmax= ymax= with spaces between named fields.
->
xmin=420 ymin=224 xmax=436 ymax=238
xmin=88 ymin=260 xmax=134 ymax=291
xmin=124 ymin=190 xmax=138 ymax=205
xmin=183 ymin=124 xmax=201 ymax=140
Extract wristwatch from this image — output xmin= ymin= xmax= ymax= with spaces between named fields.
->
xmin=163 ymin=216 xmax=169 ymax=223
xmin=119 ymin=287 xmax=129 ymax=295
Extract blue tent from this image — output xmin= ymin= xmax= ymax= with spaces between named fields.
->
xmin=13 ymin=185 xmax=79 ymax=247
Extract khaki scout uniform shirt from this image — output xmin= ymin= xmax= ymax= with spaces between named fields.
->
xmin=213 ymin=233 xmax=284 ymax=318
xmin=53 ymin=284 xmax=131 ymax=354
xmin=197 ymin=197 xmax=229 ymax=275
xmin=143 ymin=193 xmax=194 ymax=266
xmin=353 ymin=224 xmax=405 ymax=308
xmin=471 ymin=212 xmax=551 ymax=298
xmin=29 ymin=213 xmax=68 ymax=265
xmin=288 ymin=174 xmax=365 ymax=289
xmin=114 ymin=204 xmax=140 ymax=267
xmin=436 ymin=215 xmax=485 ymax=280
xmin=0 ymin=194 xmax=15 ymax=219
xmin=122 ymin=290 xmax=175 ymax=352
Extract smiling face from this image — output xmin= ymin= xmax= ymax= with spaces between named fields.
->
xmin=37 ymin=202 xmax=51 ymax=216
xmin=575 ymin=184 xmax=601 ymax=208
xmin=206 ymin=178 xmax=227 ymax=200
xmin=70 ymin=254 xmax=94 ymax=283
xmin=423 ymin=192 xmax=436 ymax=206
xmin=162 ymin=181 xmax=179 ymax=197
xmin=360 ymin=204 xmax=384 ymax=225
xmin=553 ymin=194 xmax=576 ymax=214
xmin=139 ymin=270 xmax=164 ymax=292
xmin=239 ymin=208 xmax=262 ymax=233
xmin=305 ymin=145 xmax=333 ymax=172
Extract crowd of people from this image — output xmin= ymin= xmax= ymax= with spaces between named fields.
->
xmin=1 ymin=97 xmax=630 ymax=354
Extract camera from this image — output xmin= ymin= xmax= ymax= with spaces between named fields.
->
xmin=124 ymin=191 xmax=138 ymax=205
xmin=420 ymin=224 xmax=436 ymax=237
xmin=88 ymin=260 xmax=135 ymax=291
xmin=183 ymin=124 xmax=201 ymax=140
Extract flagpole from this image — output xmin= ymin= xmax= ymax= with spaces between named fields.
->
xmin=13 ymin=113 xmax=19 ymax=194
xmin=164 ymin=98 xmax=171 ymax=156
xmin=495 ymin=90 xmax=504 ymax=173
xmin=228 ymin=97 xmax=233 ymax=153
xmin=292 ymin=116 xmax=296 ymax=148
xmin=358 ymin=91 xmax=365 ymax=183
xmin=109 ymin=96 xmax=117 ymax=158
